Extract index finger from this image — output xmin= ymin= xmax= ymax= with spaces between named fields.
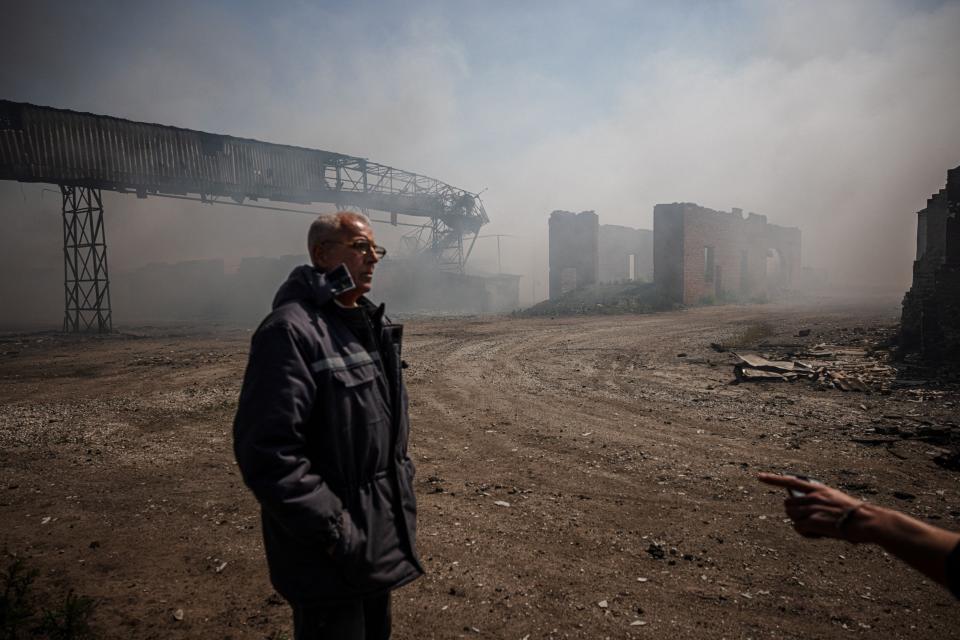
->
xmin=757 ymin=472 xmax=820 ymax=493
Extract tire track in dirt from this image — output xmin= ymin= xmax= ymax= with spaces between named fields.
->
xmin=397 ymin=305 xmax=960 ymax=639
xmin=2 ymin=306 xmax=958 ymax=639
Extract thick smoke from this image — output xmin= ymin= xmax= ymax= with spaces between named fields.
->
xmin=1 ymin=1 xmax=958 ymax=326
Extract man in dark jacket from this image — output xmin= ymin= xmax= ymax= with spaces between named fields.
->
xmin=234 ymin=211 xmax=422 ymax=640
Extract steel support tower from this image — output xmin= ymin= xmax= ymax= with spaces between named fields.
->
xmin=61 ymin=185 xmax=112 ymax=332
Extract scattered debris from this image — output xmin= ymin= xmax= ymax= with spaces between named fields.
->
xmin=935 ymin=451 xmax=960 ymax=471
xmin=850 ymin=419 xmax=960 ymax=471
xmin=824 ymin=371 xmax=870 ymax=393
xmin=730 ymin=346 xmax=896 ymax=392
xmin=265 ymin=593 xmax=284 ymax=606
xmin=732 ymin=353 xmax=814 ymax=382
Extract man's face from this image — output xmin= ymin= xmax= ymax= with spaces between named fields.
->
xmin=312 ymin=218 xmax=380 ymax=297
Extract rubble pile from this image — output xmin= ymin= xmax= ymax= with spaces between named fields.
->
xmin=731 ymin=344 xmax=897 ymax=393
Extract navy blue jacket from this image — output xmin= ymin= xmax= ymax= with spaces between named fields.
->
xmin=234 ymin=265 xmax=422 ymax=603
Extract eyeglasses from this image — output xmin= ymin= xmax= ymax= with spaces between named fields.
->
xmin=323 ymin=239 xmax=387 ymax=259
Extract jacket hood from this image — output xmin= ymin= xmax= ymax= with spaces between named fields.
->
xmin=272 ymin=265 xmax=341 ymax=310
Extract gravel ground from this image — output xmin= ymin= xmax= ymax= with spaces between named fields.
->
xmin=1 ymin=299 xmax=958 ymax=639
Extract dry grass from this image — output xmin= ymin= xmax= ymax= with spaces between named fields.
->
xmin=724 ymin=322 xmax=774 ymax=349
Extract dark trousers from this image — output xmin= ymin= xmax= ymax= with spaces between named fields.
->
xmin=292 ymin=593 xmax=391 ymax=640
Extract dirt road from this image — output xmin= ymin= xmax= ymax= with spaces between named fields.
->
xmin=1 ymin=301 xmax=958 ymax=638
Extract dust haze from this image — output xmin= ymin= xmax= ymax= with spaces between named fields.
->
xmin=1 ymin=0 xmax=959 ymax=327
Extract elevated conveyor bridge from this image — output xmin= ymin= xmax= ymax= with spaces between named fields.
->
xmin=0 ymin=99 xmax=489 ymax=331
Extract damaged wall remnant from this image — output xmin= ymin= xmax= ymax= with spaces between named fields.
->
xmin=549 ymin=210 xmax=654 ymax=299
xmin=598 ymin=224 xmax=653 ymax=284
xmin=900 ymin=165 xmax=960 ymax=360
xmin=549 ymin=210 xmax=599 ymax=298
xmin=653 ymin=203 xmax=801 ymax=305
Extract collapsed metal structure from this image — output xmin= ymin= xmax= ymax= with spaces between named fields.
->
xmin=0 ymin=99 xmax=489 ymax=331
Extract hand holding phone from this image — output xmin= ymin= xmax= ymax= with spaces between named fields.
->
xmin=757 ymin=472 xmax=870 ymax=542
xmin=783 ymin=474 xmax=822 ymax=499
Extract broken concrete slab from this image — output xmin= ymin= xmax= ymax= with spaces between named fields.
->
xmin=730 ymin=350 xmax=884 ymax=392
xmin=731 ymin=352 xmax=815 ymax=383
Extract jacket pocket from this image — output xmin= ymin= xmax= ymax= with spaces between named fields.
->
xmin=335 ymin=473 xmax=408 ymax=591
xmin=331 ymin=361 xmax=379 ymax=388
xmin=333 ymin=509 xmax=367 ymax=567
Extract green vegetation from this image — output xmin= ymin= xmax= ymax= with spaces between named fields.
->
xmin=37 ymin=591 xmax=96 ymax=640
xmin=0 ymin=556 xmax=36 ymax=640
xmin=0 ymin=554 xmax=96 ymax=640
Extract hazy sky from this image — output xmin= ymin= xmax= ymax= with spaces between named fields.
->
xmin=2 ymin=0 xmax=959 ymax=309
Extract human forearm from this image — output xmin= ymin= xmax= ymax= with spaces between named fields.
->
xmin=759 ymin=473 xmax=960 ymax=595
xmin=854 ymin=504 xmax=960 ymax=589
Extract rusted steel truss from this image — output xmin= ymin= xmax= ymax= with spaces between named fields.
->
xmin=61 ymin=185 xmax=112 ymax=333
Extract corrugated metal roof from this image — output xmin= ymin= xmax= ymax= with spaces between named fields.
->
xmin=0 ymin=99 xmax=488 ymax=229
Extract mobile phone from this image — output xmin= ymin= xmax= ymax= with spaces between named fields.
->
xmin=785 ymin=474 xmax=821 ymax=499
xmin=326 ymin=263 xmax=356 ymax=296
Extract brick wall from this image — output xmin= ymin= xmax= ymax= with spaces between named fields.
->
xmin=654 ymin=203 xmax=801 ymax=305
xmin=599 ymin=224 xmax=653 ymax=282
xmin=653 ymin=204 xmax=684 ymax=301
xmin=548 ymin=210 xmax=599 ymax=299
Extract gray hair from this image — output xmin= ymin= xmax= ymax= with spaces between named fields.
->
xmin=307 ymin=211 xmax=371 ymax=256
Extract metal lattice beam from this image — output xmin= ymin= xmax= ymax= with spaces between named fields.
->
xmin=0 ymin=99 xmax=490 ymax=272
xmin=61 ymin=185 xmax=112 ymax=333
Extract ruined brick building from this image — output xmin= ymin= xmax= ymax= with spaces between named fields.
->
xmin=599 ymin=224 xmax=654 ymax=284
xmin=900 ymin=166 xmax=960 ymax=360
xmin=548 ymin=210 xmax=652 ymax=299
xmin=653 ymin=203 xmax=801 ymax=305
